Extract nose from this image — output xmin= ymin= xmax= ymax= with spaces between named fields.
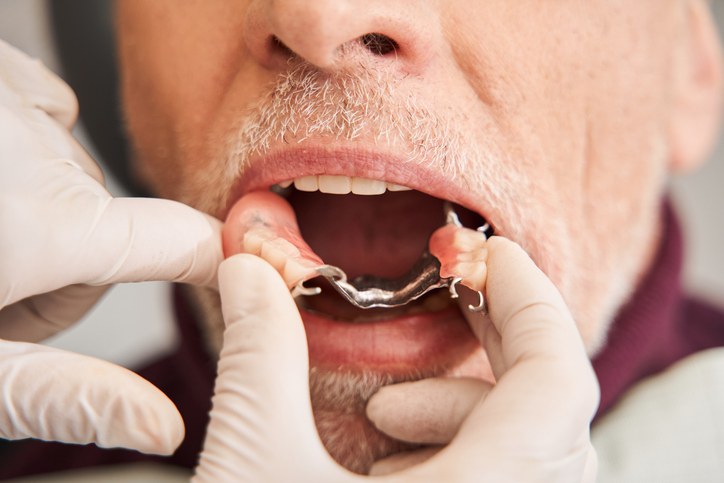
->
xmin=244 ymin=0 xmax=433 ymax=72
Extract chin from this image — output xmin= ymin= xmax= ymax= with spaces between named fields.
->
xmin=186 ymin=278 xmax=492 ymax=475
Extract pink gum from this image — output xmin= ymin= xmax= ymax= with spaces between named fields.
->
xmin=222 ymin=190 xmax=323 ymax=288
xmin=429 ymin=225 xmax=489 ymax=292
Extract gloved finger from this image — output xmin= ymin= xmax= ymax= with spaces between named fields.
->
xmin=194 ymin=254 xmax=332 ymax=482
xmin=451 ymin=236 xmax=599 ymax=459
xmin=83 ymin=197 xmax=224 ymax=289
xmin=451 ymin=284 xmax=507 ymax=380
xmin=0 ymin=284 xmax=109 ymax=342
xmin=0 ymin=39 xmax=78 ymax=129
xmin=25 ymin=108 xmax=106 ymax=184
xmin=366 ymin=378 xmax=492 ymax=444
xmin=30 ymin=196 xmax=223 ymax=294
xmin=0 ymin=194 xmax=222 ymax=309
xmin=0 ymin=100 xmax=104 ymax=187
xmin=0 ymin=339 xmax=183 ymax=454
xmin=369 ymin=446 xmax=443 ymax=477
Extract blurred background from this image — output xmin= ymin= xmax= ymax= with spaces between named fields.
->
xmin=0 ymin=0 xmax=723 ymax=371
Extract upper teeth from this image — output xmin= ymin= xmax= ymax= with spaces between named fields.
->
xmin=278 ymin=176 xmax=412 ymax=195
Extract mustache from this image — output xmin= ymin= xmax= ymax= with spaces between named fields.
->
xmin=225 ymin=55 xmax=468 ymax=180
xmin=191 ymin=51 xmax=488 ymax=218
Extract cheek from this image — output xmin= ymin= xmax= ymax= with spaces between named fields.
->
xmin=117 ymin=0 xmax=254 ymax=199
xmin=441 ymin=1 xmax=675 ymax=350
xmin=442 ymin=0 xmax=674 ymax=198
xmin=576 ymin=5 xmax=675 ymax=261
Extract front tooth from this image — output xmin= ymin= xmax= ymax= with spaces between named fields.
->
xmin=351 ymin=177 xmax=386 ymax=195
xmin=291 ymin=176 xmax=411 ymax=194
xmin=294 ymin=176 xmax=318 ymax=192
xmin=387 ymin=183 xmax=412 ymax=192
xmin=318 ymin=175 xmax=352 ymax=194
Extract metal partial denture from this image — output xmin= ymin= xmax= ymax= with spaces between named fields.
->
xmin=293 ymin=201 xmax=489 ymax=314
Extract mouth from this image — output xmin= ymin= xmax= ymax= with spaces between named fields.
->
xmin=222 ymin=147 xmax=493 ymax=375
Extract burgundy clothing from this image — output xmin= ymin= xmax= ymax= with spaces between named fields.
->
xmin=1 ymin=201 xmax=723 ymax=479
xmin=592 ymin=202 xmax=724 ymax=415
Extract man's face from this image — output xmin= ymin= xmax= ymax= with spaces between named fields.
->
xmin=116 ymin=0 xmax=715 ymax=473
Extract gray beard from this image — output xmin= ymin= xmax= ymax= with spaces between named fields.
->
xmin=182 ymin=284 xmax=440 ymax=474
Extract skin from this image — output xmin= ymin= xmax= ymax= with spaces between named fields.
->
xmin=115 ymin=0 xmax=724 ymax=473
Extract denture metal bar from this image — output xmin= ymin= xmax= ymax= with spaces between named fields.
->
xmin=315 ymin=250 xmax=454 ymax=309
xmin=292 ymin=201 xmax=489 ymax=314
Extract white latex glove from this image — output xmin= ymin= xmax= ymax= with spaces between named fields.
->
xmin=0 ymin=40 xmax=222 ymax=453
xmin=0 ymin=340 xmax=184 ymax=454
xmin=193 ymin=237 xmax=599 ymax=482
xmin=0 ymin=39 xmax=223 ymax=342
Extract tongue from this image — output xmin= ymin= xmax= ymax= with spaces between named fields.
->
xmin=289 ymin=190 xmax=447 ymax=279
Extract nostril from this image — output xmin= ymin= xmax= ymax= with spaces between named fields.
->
xmin=360 ymin=33 xmax=398 ymax=56
xmin=271 ymin=35 xmax=295 ymax=59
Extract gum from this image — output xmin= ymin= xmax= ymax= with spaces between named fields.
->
xmin=222 ymin=190 xmax=324 ymax=289
xmin=429 ymin=224 xmax=489 ymax=292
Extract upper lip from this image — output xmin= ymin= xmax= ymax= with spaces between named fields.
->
xmin=224 ymin=144 xmax=494 ymax=229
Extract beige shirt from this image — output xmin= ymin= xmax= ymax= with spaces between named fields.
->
xmin=593 ymin=347 xmax=724 ymax=483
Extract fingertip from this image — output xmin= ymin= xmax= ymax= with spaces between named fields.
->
xmin=0 ymin=40 xmax=79 ymax=128
xmin=366 ymin=379 xmax=492 ymax=445
xmin=365 ymin=385 xmax=391 ymax=427
xmin=218 ymin=253 xmax=288 ymax=300
xmin=219 ymin=252 xmax=267 ymax=278
xmin=137 ymin=382 xmax=186 ymax=455
xmin=90 ymin=198 xmax=224 ymax=288
xmin=483 ymin=235 xmax=567 ymax=327
xmin=129 ymin=394 xmax=186 ymax=456
xmin=93 ymin=361 xmax=186 ymax=455
xmin=483 ymin=235 xmax=525 ymax=261
xmin=217 ymin=253 xmax=304 ymax=353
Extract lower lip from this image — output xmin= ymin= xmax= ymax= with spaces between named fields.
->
xmin=301 ymin=306 xmax=481 ymax=375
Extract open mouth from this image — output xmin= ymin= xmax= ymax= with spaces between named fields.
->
xmin=222 ymin=150 xmax=493 ymax=374
xmin=285 ymin=182 xmax=488 ymax=320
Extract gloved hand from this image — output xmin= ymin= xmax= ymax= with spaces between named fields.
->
xmin=0 ymin=39 xmax=223 ymax=342
xmin=193 ymin=236 xmax=599 ymax=482
xmin=0 ymin=40 xmax=222 ymax=453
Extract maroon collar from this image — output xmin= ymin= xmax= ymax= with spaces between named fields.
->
xmin=592 ymin=201 xmax=724 ymax=418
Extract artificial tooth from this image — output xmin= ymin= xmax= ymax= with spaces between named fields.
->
xmin=272 ymin=236 xmax=303 ymax=258
xmin=318 ymin=175 xmax=352 ymax=194
xmin=242 ymin=228 xmax=273 ymax=255
xmin=351 ymin=177 xmax=386 ymax=195
xmin=283 ymin=262 xmax=314 ymax=287
xmin=260 ymin=243 xmax=288 ymax=273
xmin=294 ymin=176 xmax=319 ymax=192
xmin=386 ymin=183 xmax=412 ymax=192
